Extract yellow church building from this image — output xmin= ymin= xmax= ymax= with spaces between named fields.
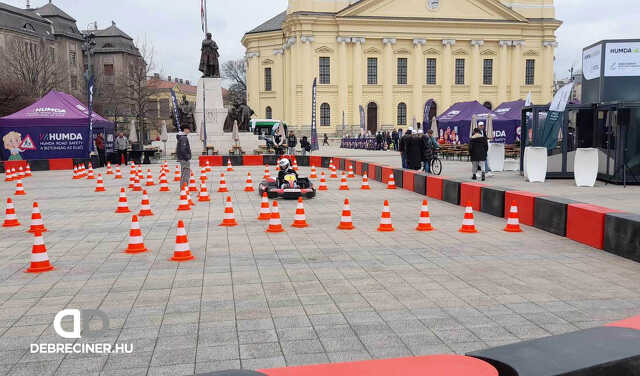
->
xmin=242 ymin=0 xmax=561 ymax=134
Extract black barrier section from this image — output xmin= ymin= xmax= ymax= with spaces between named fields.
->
xmin=222 ymin=155 xmax=243 ymax=166
xmin=375 ymin=166 xmax=383 ymax=182
xmin=481 ymin=186 xmax=507 ymax=217
xmin=197 ymin=370 xmax=267 ymax=376
xmin=534 ymin=196 xmax=578 ymax=237
xmin=0 ymin=162 xmax=4 ymax=173
xmin=442 ymin=179 xmax=461 ymax=205
xmin=262 ymin=154 xmax=277 ymax=166
xmin=30 ymin=160 xmax=50 ymax=171
xmin=361 ymin=162 xmax=368 ymax=176
xmin=604 ymin=213 xmax=640 ymax=263
xmin=414 ymin=173 xmax=427 ymax=195
xmin=297 ymin=155 xmax=309 ymax=166
xmin=392 ymin=168 xmax=403 ymax=188
xmin=469 ymin=326 xmax=640 ymax=376
xmin=339 ymin=158 xmax=345 ymax=170
xmin=321 ymin=157 xmax=331 ymax=168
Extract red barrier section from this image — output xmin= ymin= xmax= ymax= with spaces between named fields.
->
xmin=381 ymin=167 xmax=393 ymax=183
xmin=368 ymin=163 xmax=376 ymax=180
xmin=504 ymin=191 xmax=545 ymax=226
xmin=607 ymin=315 xmax=640 ymax=331
xmin=355 ymin=161 xmax=363 ymax=175
xmin=199 ymin=155 xmax=223 ymax=167
xmin=261 ymin=355 xmax=497 ymax=376
xmin=48 ymin=159 xmax=73 ymax=170
xmin=403 ymin=170 xmax=415 ymax=192
xmin=334 ymin=157 xmax=343 ymax=170
xmin=427 ymin=176 xmax=445 ymax=200
xmin=309 ymin=156 xmax=322 ymax=167
xmin=243 ymin=155 xmax=263 ymax=166
xmin=461 ymin=182 xmax=487 ymax=211
xmin=567 ymin=204 xmax=623 ymax=249
xmin=4 ymin=160 xmax=28 ymax=171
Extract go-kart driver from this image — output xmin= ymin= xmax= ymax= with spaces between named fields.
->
xmin=277 ymin=158 xmax=298 ymax=189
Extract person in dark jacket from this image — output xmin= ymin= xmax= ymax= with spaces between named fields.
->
xmin=399 ymin=128 xmax=412 ymax=168
xmin=469 ymin=128 xmax=488 ymax=181
xmin=375 ymin=132 xmax=383 ymax=150
xmin=176 ymin=126 xmax=192 ymax=189
xmin=420 ymin=131 xmax=434 ymax=173
xmin=300 ymin=136 xmax=311 ymax=156
xmin=405 ymin=133 xmax=425 ymax=170
xmin=287 ymin=131 xmax=297 ymax=155
xmin=95 ymin=133 xmax=106 ymax=167
xmin=392 ymin=130 xmax=399 ymax=151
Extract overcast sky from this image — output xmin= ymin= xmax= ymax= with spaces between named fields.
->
xmin=7 ymin=0 xmax=638 ymax=84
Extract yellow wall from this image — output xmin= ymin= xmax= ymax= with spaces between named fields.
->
xmin=243 ymin=0 xmax=560 ymax=133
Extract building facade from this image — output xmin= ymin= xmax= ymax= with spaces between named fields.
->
xmin=242 ymin=0 xmax=561 ymax=134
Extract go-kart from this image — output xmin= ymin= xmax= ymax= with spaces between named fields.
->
xmin=259 ymin=172 xmax=316 ymax=199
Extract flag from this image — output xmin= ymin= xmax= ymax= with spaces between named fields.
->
xmin=310 ymin=78 xmax=319 ymax=151
xmin=201 ymin=0 xmax=205 ymax=32
xmin=422 ymin=99 xmax=434 ymax=131
xmin=170 ymin=88 xmax=182 ymax=131
xmin=88 ymin=76 xmax=95 ymax=152
xmin=540 ymin=83 xmax=574 ymax=150
xmin=359 ymin=105 xmax=365 ymax=135
xmin=525 ymin=91 xmax=532 ymax=106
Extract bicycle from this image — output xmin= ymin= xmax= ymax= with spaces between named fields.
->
xmin=429 ymin=152 xmax=443 ymax=175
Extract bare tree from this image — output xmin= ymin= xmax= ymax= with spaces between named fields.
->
xmin=222 ymin=59 xmax=246 ymax=104
xmin=93 ymin=76 xmax=127 ymax=126
xmin=0 ymin=78 xmax=33 ymax=117
xmin=4 ymin=38 xmax=67 ymax=99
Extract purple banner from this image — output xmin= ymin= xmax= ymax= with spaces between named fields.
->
xmin=1 ymin=126 xmax=89 ymax=161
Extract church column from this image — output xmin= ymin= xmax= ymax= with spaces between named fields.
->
xmin=352 ymin=37 xmax=365 ymax=126
xmin=412 ymin=38 xmax=426 ymax=124
xmin=542 ymin=41 xmax=558 ymax=103
xmin=441 ymin=39 xmax=455 ymax=110
xmin=288 ymin=37 xmax=298 ymax=125
xmin=273 ymin=48 xmax=285 ymax=120
xmin=498 ymin=40 xmax=510 ymax=105
xmin=246 ymin=52 xmax=260 ymax=118
xmin=337 ymin=37 xmax=350 ymax=128
xmin=470 ymin=40 xmax=484 ymax=100
xmin=511 ymin=40 xmax=524 ymax=100
xmin=301 ymin=35 xmax=314 ymax=129
xmin=382 ymin=38 xmax=396 ymax=127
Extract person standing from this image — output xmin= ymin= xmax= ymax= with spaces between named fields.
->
xmin=399 ymin=128 xmax=412 ymax=169
xmin=115 ymin=132 xmax=128 ymax=165
xmin=176 ymin=126 xmax=192 ymax=189
xmin=95 ymin=133 xmax=106 ymax=167
xmin=420 ymin=130 xmax=434 ymax=173
xmin=287 ymin=131 xmax=297 ymax=155
xmin=323 ymin=133 xmax=329 ymax=146
xmin=469 ymin=128 xmax=488 ymax=181
xmin=391 ymin=129 xmax=399 ymax=151
xmin=300 ymin=136 xmax=311 ymax=156
xmin=478 ymin=121 xmax=492 ymax=176
xmin=405 ymin=131 xmax=424 ymax=170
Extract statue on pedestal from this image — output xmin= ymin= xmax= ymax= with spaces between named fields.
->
xmin=199 ymin=33 xmax=220 ymax=78
xmin=223 ymin=101 xmax=255 ymax=133
xmin=172 ymin=95 xmax=196 ymax=132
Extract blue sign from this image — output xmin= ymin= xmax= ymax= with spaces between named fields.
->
xmin=0 ymin=126 xmax=90 ymax=160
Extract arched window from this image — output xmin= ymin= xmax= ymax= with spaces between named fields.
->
xmin=320 ymin=103 xmax=330 ymax=126
xmin=23 ymin=23 xmax=35 ymax=32
xmin=397 ymin=103 xmax=407 ymax=126
xmin=265 ymin=106 xmax=272 ymax=119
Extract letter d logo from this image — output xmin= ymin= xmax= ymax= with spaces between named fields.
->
xmin=53 ymin=309 xmax=81 ymax=339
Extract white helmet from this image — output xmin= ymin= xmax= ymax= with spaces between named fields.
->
xmin=279 ymin=158 xmax=290 ymax=170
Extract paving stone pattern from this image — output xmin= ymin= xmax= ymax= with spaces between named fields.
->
xmin=0 ymin=162 xmax=639 ymax=375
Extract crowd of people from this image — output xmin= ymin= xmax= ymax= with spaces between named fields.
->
xmin=398 ymin=128 xmax=440 ymax=172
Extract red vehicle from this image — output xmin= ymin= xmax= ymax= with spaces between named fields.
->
xmin=258 ymin=172 xmax=316 ymax=199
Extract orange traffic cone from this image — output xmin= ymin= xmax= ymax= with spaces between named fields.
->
xmin=266 ymin=201 xmax=285 ymax=233
xmin=2 ymin=198 xmax=20 ymax=227
xmin=339 ymin=172 xmax=349 ymax=191
xmin=199 ymin=167 xmax=207 ymax=183
xmin=205 ymin=160 xmax=211 ymax=173
xmin=377 ymin=200 xmax=394 ymax=232
xmin=310 ymin=166 xmax=318 ymax=179
xmin=337 ymin=198 xmax=355 ymax=230
xmin=106 ymin=162 xmax=113 ymax=175
xmin=115 ymin=188 xmax=131 ymax=213
xmin=217 ymin=173 xmax=229 ymax=192
xmin=159 ymin=173 xmax=170 ymax=192
xmin=174 ymin=165 xmax=181 ymax=182
xmin=347 ymin=164 xmax=355 ymax=178
xmin=87 ymin=165 xmax=95 ymax=180
xmin=115 ymin=166 xmax=122 ymax=179
xmin=187 ymin=187 xmax=195 ymax=207
xmin=27 ymin=202 xmax=47 ymax=233
xmin=198 ymin=182 xmax=211 ymax=202
xmin=504 ymin=201 xmax=523 ymax=233
xmin=318 ymin=171 xmax=328 ymax=191
xmin=124 ymin=215 xmax=148 ymax=254
xmin=70 ymin=165 xmax=77 ymax=180
xmin=5 ymin=168 xmax=13 ymax=182
xmin=459 ymin=201 xmax=478 ymax=233
xmin=25 ymin=164 xmax=32 ymax=177
xmin=170 ymin=220 xmax=195 ymax=262
xmin=128 ymin=170 xmax=135 ymax=188
xmin=132 ymin=175 xmax=142 ymax=192
xmin=146 ymin=169 xmax=155 ymax=186
xmin=258 ymin=192 xmax=271 ymax=220
xmin=15 ymin=179 xmax=26 ymax=195
xmin=244 ymin=173 xmax=254 ymax=192
xmin=361 ymin=173 xmax=371 ymax=190
xmin=177 ymin=186 xmax=191 ymax=211
xmin=95 ymin=174 xmax=106 ymax=192
xmin=188 ymin=173 xmax=197 ymax=192
xmin=138 ymin=190 xmax=154 ymax=216
xmin=25 ymin=231 xmax=54 ymax=273
xmin=330 ymin=165 xmax=338 ymax=179
xmin=17 ymin=166 xmax=25 ymax=179
xmin=416 ymin=200 xmax=435 ymax=231
xmin=291 ymin=197 xmax=309 ymax=228
xmin=219 ymin=196 xmax=238 ymax=226
xmin=263 ymin=165 xmax=270 ymax=180
xmin=226 ymin=159 xmax=234 ymax=172
xmin=387 ymin=173 xmax=396 ymax=190
xmin=292 ymin=158 xmax=299 ymax=172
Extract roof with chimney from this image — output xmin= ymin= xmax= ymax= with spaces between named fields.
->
xmin=246 ymin=10 xmax=286 ymax=34
xmin=0 ymin=1 xmax=54 ymax=40
xmin=85 ymin=21 xmax=139 ymax=55
xmin=32 ymin=1 xmax=82 ymax=40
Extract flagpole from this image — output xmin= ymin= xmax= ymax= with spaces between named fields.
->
xmin=204 ymin=0 xmax=208 ymax=34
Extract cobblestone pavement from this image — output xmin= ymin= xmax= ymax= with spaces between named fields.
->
xmin=1 ymin=162 xmax=639 ymax=375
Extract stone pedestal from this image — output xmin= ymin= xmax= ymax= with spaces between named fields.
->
xmin=195 ymin=77 xmax=228 ymax=153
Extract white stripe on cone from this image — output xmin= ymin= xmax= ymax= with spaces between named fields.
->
xmin=31 ymin=252 xmax=49 ymax=262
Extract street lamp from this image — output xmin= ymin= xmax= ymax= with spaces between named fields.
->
xmin=83 ymin=31 xmax=96 ymax=153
